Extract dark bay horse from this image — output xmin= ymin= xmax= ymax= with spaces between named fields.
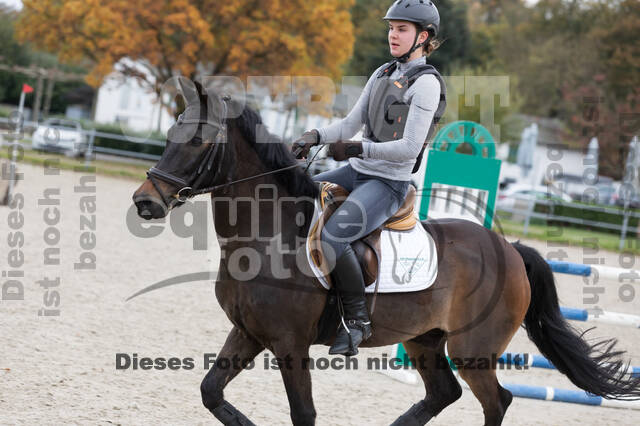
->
xmin=132 ymin=82 xmax=640 ymax=425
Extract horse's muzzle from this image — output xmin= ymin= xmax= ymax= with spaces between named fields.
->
xmin=132 ymin=178 xmax=173 ymax=219
xmin=133 ymin=196 xmax=167 ymax=220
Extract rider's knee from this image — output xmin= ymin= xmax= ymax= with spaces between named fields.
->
xmin=320 ymin=227 xmax=347 ymax=260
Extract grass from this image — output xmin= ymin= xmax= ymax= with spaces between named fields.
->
xmin=0 ymin=144 xmax=150 ymax=181
xmin=494 ymin=215 xmax=640 ymax=255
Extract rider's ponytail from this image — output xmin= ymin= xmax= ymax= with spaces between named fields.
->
xmin=424 ymin=37 xmax=442 ymax=57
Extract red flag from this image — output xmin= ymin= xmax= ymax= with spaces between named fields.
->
xmin=22 ymin=83 xmax=34 ymax=93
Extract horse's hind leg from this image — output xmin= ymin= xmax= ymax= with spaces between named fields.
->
xmin=448 ymin=334 xmax=514 ymax=426
xmin=201 ymin=326 xmax=264 ymax=425
xmin=455 ymin=367 xmax=512 ymax=426
xmin=391 ymin=334 xmax=462 ymax=425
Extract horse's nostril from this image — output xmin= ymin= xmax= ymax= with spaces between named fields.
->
xmin=134 ymin=199 xmax=166 ymax=219
xmin=140 ymin=208 xmax=153 ymax=219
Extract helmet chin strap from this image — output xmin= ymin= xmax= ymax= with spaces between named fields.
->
xmin=395 ymin=31 xmax=426 ymax=63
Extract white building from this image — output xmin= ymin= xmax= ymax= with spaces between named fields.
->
xmin=94 ymin=59 xmax=369 ymax=139
xmin=93 ymin=59 xmax=175 ymax=133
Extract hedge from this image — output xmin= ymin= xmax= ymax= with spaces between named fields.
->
xmin=532 ymin=201 xmax=639 ymax=237
xmin=88 ymin=122 xmax=165 ymax=157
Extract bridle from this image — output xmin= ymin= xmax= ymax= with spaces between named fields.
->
xmin=146 ymin=95 xmax=310 ymax=209
xmin=146 ymin=95 xmax=231 ymax=208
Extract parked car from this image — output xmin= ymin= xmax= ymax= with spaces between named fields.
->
xmin=551 ymin=173 xmax=589 ymax=201
xmin=581 ymin=182 xmax=618 ymax=205
xmin=552 ymin=173 xmax=615 ymax=203
xmin=612 ymin=184 xmax=640 ymax=209
xmin=31 ymin=118 xmax=87 ymax=157
xmin=497 ymin=184 xmax=572 ymax=211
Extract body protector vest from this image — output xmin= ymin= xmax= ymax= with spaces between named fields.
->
xmin=364 ymin=60 xmax=447 ymax=173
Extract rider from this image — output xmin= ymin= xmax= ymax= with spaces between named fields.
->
xmin=293 ymin=0 xmax=447 ymax=356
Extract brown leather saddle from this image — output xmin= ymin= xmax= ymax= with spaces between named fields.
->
xmin=307 ymin=182 xmax=418 ymax=287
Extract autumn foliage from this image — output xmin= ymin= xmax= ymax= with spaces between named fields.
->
xmin=17 ymin=0 xmax=354 ymax=92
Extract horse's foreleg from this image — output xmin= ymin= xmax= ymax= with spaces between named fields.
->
xmin=273 ymin=343 xmax=316 ymax=426
xmin=201 ymin=326 xmax=264 ymax=425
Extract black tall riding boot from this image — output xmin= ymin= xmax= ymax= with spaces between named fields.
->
xmin=328 ymin=245 xmax=372 ymax=356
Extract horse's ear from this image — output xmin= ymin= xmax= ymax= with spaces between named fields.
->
xmin=178 ymin=77 xmax=200 ymax=105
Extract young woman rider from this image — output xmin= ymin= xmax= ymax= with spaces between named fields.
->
xmin=293 ymin=0 xmax=447 ymax=356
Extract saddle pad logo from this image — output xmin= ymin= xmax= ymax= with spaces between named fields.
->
xmin=397 ymin=257 xmax=427 ymax=283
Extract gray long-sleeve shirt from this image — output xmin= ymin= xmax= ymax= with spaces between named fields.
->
xmin=317 ymin=56 xmax=441 ymax=182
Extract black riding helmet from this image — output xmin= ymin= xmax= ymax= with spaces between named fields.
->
xmin=384 ymin=0 xmax=440 ymax=63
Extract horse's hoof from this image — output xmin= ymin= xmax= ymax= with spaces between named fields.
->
xmin=211 ymin=400 xmax=256 ymax=426
xmin=390 ymin=401 xmax=433 ymax=426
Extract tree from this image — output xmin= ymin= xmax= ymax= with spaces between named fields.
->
xmin=0 ymin=5 xmax=30 ymax=103
xmin=344 ymin=0 xmax=388 ymax=77
xmin=463 ymin=0 xmax=530 ymax=73
xmin=470 ymin=0 xmax=524 ymax=24
xmin=561 ymin=0 xmax=640 ymax=179
xmin=590 ymin=0 xmax=640 ymax=100
xmin=0 ymin=4 xmax=91 ymax=116
xmin=474 ymin=0 xmax=639 ymax=179
xmin=17 ymin=0 xmax=355 ymax=99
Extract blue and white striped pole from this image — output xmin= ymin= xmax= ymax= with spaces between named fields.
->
xmin=498 ymin=352 xmax=640 ymax=378
xmin=547 ymin=260 xmax=640 ymax=285
xmin=501 ymin=382 xmax=640 ymax=410
xmin=454 ymin=371 xmax=640 ymax=410
xmin=560 ymin=306 xmax=640 ymax=328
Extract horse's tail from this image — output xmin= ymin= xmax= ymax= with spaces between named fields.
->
xmin=511 ymin=241 xmax=640 ymax=400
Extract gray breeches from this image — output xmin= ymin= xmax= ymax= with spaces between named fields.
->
xmin=313 ymin=164 xmax=409 ymax=263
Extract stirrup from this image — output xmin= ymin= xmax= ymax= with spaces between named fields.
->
xmin=343 ymin=318 xmax=372 ymax=337
xmin=329 ymin=317 xmax=372 ymax=356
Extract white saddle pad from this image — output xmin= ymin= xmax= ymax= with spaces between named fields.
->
xmin=306 ymin=200 xmax=438 ymax=293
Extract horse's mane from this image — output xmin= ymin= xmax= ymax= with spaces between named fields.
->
xmin=231 ymin=101 xmax=320 ymax=199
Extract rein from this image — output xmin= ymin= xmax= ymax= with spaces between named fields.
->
xmin=188 ymin=163 xmax=302 ymax=197
xmin=190 ymin=144 xmax=326 ymax=197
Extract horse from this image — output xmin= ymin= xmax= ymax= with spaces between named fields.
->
xmin=132 ymin=81 xmax=640 ymax=425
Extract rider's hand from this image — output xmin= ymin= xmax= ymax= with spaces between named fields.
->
xmin=328 ymin=140 xmax=363 ymax=161
xmin=292 ymin=130 xmax=320 ymax=159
